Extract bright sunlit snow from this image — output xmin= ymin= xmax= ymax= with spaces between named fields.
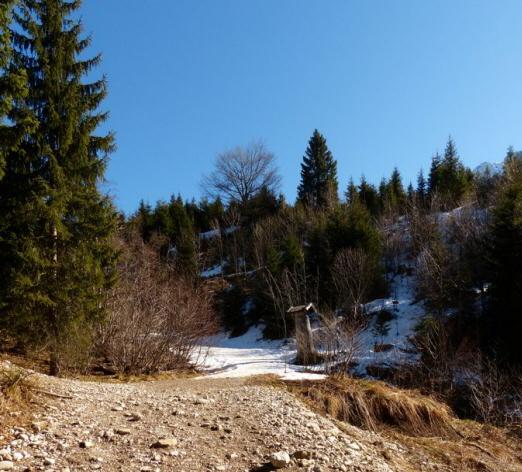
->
xmin=196 ymin=325 xmax=325 ymax=380
xmin=194 ymin=272 xmax=425 ymax=380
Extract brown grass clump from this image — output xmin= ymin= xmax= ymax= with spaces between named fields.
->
xmin=0 ymin=362 xmax=38 ymax=405
xmin=289 ymin=377 xmax=456 ymax=438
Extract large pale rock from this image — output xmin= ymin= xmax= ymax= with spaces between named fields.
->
xmin=270 ymin=451 xmax=291 ymax=468
xmin=0 ymin=461 xmax=13 ymax=470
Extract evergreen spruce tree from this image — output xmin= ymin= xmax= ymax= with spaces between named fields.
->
xmin=0 ymin=0 xmax=117 ymax=375
xmin=0 ymin=0 xmax=36 ymax=179
xmin=345 ymin=176 xmax=358 ymax=206
xmin=416 ymin=168 xmax=427 ymax=208
xmin=282 ymin=235 xmax=303 ymax=269
xmin=438 ymin=137 xmax=471 ymax=205
xmin=388 ymin=167 xmax=406 ymax=211
xmin=407 ymin=182 xmax=415 ymax=205
xmin=378 ymin=177 xmax=387 ymax=211
xmin=428 ymin=152 xmax=442 ymax=196
xmin=489 ymin=149 xmax=522 ymax=361
xmin=266 ymin=245 xmax=281 ymax=276
xmin=297 ymin=129 xmax=338 ymax=207
xmin=136 ymin=200 xmax=153 ymax=240
xmin=358 ymin=175 xmax=379 ymax=216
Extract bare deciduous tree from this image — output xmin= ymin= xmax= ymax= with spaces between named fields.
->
xmin=200 ymin=140 xmax=282 ymax=205
xmin=313 ymin=310 xmax=363 ymax=376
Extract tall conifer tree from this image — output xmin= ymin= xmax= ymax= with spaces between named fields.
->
xmin=428 ymin=152 xmax=442 ymax=195
xmin=416 ymin=168 xmax=427 ymax=208
xmin=489 ymin=149 xmax=522 ymax=360
xmin=0 ymin=0 xmax=36 ymax=179
xmin=297 ymin=129 xmax=338 ymax=207
xmin=438 ymin=137 xmax=471 ymax=204
xmin=0 ymin=0 xmax=117 ymax=375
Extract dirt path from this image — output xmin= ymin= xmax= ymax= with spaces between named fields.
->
xmin=0 ymin=372 xmax=397 ymax=472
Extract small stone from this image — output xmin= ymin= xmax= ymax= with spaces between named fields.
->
xmin=0 ymin=462 xmax=13 ymax=471
xmin=194 ymin=399 xmax=212 ymax=405
xmin=11 ymin=453 xmax=23 ymax=462
xmin=382 ymin=449 xmax=392 ymax=460
xmin=79 ymin=441 xmax=93 ymax=448
xmin=294 ymin=450 xmax=312 ymax=460
xmin=43 ymin=458 xmax=55 ymax=466
xmin=270 ymin=451 xmax=291 ymax=469
xmin=151 ymin=438 xmax=177 ymax=449
xmin=115 ymin=428 xmax=131 ymax=435
xmin=215 ymin=467 xmax=226 ymax=471
xmin=313 ymin=466 xmax=323 ymax=472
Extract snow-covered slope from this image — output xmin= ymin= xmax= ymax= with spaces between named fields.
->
xmin=355 ymin=273 xmax=423 ymax=376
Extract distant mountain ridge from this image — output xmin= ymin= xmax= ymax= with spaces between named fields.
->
xmin=473 ymin=161 xmax=503 ymax=175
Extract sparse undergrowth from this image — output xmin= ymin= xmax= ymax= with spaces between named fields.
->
xmin=0 ymin=362 xmax=38 ymax=405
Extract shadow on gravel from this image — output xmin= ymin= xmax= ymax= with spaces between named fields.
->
xmin=250 ymin=463 xmax=275 ymax=471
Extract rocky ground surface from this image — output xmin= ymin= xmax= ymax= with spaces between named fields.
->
xmin=0 ymin=369 xmax=401 ymax=472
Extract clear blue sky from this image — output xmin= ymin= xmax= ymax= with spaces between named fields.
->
xmin=79 ymin=0 xmax=522 ymax=215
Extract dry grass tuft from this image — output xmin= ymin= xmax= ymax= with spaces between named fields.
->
xmin=0 ymin=362 xmax=38 ymax=405
xmin=291 ymin=377 xmax=456 ymax=438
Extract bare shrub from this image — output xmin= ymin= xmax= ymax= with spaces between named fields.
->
xmin=312 ymin=311 xmax=363 ymax=376
xmin=416 ymin=238 xmax=463 ymax=318
xmin=97 ymin=232 xmax=218 ymax=375
xmin=376 ymin=212 xmax=406 ymax=274
xmin=446 ymin=207 xmax=491 ymax=315
xmin=406 ymin=205 xmax=438 ymax=259
xmin=263 ymin=266 xmax=318 ymax=339
xmin=332 ymin=248 xmax=376 ymax=320
xmin=410 ymin=314 xmax=456 ymax=394
xmin=464 ymin=355 xmax=522 ymax=429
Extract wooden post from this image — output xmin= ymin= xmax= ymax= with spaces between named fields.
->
xmin=288 ymin=304 xmax=317 ymax=365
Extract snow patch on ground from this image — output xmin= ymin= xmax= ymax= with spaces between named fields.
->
xmin=355 ymin=273 xmax=423 ymax=376
xmin=200 ymin=264 xmax=223 ymax=278
xmin=196 ymin=325 xmax=325 ymax=380
xmin=196 ymin=273 xmax=424 ymax=380
xmin=199 ymin=226 xmax=240 ymax=240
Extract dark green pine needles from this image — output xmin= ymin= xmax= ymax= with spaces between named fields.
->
xmin=0 ymin=0 xmax=118 ymax=376
xmin=297 ymin=129 xmax=338 ymax=207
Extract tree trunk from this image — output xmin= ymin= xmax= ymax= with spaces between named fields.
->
xmin=49 ymin=225 xmax=61 ymax=377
